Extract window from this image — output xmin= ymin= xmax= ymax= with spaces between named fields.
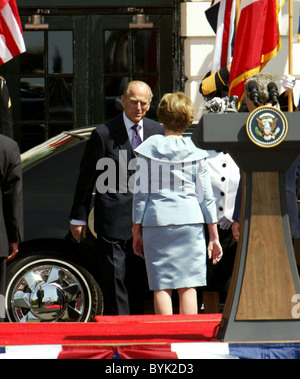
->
xmin=104 ymin=29 xmax=159 ymax=120
xmin=1 ymin=11 xmax=177 ymax=152
xmin=19 ymin=31 xmax=74 ymax=152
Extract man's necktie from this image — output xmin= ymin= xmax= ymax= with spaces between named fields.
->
xmin=131 ymin=124 xmax=142 ymax=150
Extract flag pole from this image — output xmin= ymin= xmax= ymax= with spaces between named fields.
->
xmin=235 ymin=0 xmax=240 ymax=32
xmin=288 ymin=0 xmax=293 ymax=112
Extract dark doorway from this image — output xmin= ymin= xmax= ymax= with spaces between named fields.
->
xmin=0 ymin=6 xmax=181 ymax=152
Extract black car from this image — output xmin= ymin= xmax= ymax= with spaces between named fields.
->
xmin=5 ymin=128 xmax=104 ymax=323
xmin=5 ymin=126 xmax=199 ymax=323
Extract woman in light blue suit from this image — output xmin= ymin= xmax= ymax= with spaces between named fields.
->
xmin=132 ymin=92 xmax=223 ymax=315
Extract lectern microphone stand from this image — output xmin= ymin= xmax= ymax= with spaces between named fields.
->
xmin=193 ymin=109 xmax=300 ymax=342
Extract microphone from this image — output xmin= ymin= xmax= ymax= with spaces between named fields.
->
xmin=247 ymin=81 xmax=259 ymax=107
xmin=267 ymin=82 xmax=279 ymax=106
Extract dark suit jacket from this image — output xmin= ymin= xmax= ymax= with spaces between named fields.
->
xmin=0 ymin=77 xmax=14 ymax=139
xmin=0 ymin=135 xmax=23 ymax=257
xmin=70 ymin=113 xmax=163 ymax=240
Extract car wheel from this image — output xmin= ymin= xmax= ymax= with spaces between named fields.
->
xmin=5 ymin=254 xmax=103 ymax=323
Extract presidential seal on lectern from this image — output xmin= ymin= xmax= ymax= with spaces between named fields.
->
xmin=246 ymin=106 xmax=288 ymax=148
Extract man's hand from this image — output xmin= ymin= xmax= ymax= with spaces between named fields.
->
xmin=7 ymin=242 xmax=19 ymax=262
xmin=218 ymin=216 xmax=233 ymax=230
xmin=70 ymin=224 xmax=87 ymax=243
xmin=132 ymin=223 xmax=144 ymax=259
xmin=232 ymin=221 xmax=240 ymax=241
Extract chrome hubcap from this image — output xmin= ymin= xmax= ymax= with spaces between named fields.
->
xmin=30 ymin=284 xmax=66 ymax=320
xmin=7 ymin=262 xmax=88 ymax=322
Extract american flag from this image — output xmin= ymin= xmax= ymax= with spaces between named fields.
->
xmin=0 ymin=0 xmax=26 ymax=65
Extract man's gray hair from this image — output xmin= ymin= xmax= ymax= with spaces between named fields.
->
xmin=123 ymin=81 xmax=153 ymax=102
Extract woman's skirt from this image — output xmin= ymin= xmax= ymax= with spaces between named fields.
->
xmin=142 ymin=224 xmax=207 ymax=291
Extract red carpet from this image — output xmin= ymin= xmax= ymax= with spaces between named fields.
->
xmin=1 ymin=315 xmax=299 ymax=359
xmin=0 ymin=314 xmax=222 ymax=346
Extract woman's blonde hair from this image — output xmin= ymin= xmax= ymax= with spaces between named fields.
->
xmin=157 ymin=92 xmax=195 ymax=132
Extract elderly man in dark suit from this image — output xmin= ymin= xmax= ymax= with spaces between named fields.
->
xmin=70 ymin=81 xmax=163 ymax=315
xmin=0 ymin=134 xmax=23 ymax=322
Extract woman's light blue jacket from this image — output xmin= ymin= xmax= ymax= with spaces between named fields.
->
xmin=132 ymin=135 xmax=218 ymax=227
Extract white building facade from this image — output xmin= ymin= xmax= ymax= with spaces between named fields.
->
xmin=181 ymin=0 xmax=300 ymax=120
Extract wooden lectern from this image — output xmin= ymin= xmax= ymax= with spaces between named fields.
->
xmin=193 ymin=111 xmax=300 ymax=342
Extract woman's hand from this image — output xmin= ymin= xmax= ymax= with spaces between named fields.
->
xmin=207 ymin=239 xmax=223 ymax=265
xmin=207 ymin=223 xmax=223 ymax=265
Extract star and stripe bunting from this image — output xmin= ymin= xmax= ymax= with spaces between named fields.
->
xmin=0 ymin=343 xmax=300 ymax=359
xmin=0 ymin=343 xmax=234 ymax=359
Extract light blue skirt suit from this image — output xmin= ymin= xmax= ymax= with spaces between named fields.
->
xmin=132 ymin=135 xmax=218 ymax=291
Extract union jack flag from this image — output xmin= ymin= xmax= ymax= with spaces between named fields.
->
xmin=205 ymin=0 xmax=236 ymax=73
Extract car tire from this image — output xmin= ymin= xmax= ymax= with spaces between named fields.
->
xmin=5 ymin=253 xmax=104 ymax=323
